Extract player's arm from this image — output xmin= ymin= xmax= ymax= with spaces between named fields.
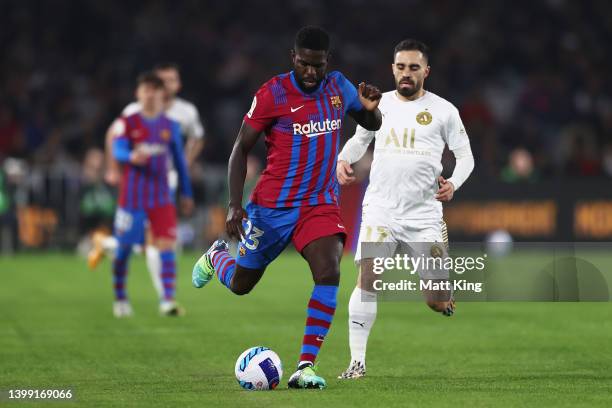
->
xmin=226 ymin=122 xmax=261 ymax=240
xmin=337 ymin=125 xmax=375 ymax=185
xmin=436 ymin=145 xmax=474 ymax=202
xmin=184 ymin=106 xmax=205 ymax=167
xmin=111 ymin=120 xmax=148 ymax=166
xmin=169 ymin=123 xmax=194 ymax=215
xmin=347 ymin=82 xmax=383 ymax=131
xmin=436 ymin=108 xmax=474 ymax=202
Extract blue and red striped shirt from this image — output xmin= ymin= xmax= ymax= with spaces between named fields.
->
xmin=112 ymin=112 xmax=192 ymax=210
xmin=244 ymin=71 xmax=363 ymax=208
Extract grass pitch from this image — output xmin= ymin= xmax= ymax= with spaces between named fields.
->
xmin=1 ymin=251 xmax=612 ymax=407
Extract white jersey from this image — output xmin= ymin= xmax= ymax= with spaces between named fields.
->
xmin=339 ymin=90 xmax=470 ymax=221
xmin=122 ymin=97 xmax=204 ymax=140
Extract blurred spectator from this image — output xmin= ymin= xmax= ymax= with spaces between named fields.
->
xmin=500 ymin=148 xmax=539 ymax=183
xmin=79 ymin=148 xmax=115 ymax=234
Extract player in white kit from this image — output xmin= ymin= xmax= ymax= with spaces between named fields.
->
xmin=336 ymin=40 xmax=474 ymax=378
xmin=89 ymin=63 xmax=203 ymax=316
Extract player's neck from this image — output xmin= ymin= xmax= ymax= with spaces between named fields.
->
xmin=395 ymin=89 xmax=426 ymax=102
xmin=140 ymin=108 xmax=162 ymax=119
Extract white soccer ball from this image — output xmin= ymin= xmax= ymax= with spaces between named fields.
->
xmin=235 ymin=346 xmax=283 ymax=390
xmin=485 ymin=229 xmax=514 ymax=257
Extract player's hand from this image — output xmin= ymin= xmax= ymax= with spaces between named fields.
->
xmin=130 ymin=149 xmax=149 ymax=166
xmin=435 ymin=176 xmax=455 ymax=202
xmin=104 ymin=168 xmax=120 ymax=186
xmin=226 ymin=203 xmax=247 ymax=241
xmin=358 ymin=82 xmax=382 ymax=111
xmin=337 ymin=160 xmax=356 ymax=185
xmin=180 ymin=196 xmax=194 ymax=216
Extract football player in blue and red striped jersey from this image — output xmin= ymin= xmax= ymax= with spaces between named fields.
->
xmin=192 ymin=26 xmax=382 ymax=389
xmin=111 ymin=72 xmax=193 ymax=318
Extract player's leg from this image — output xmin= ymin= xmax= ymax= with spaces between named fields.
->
xmin=148 ymin=204 xmax=186 ymax=316
xmin=192 ymin=202 xmax=294 ymax=295
xmin=288 ymin=204 xmax=346 ymax=389
xmin=112 ymin=208 xmax=146 ymax=317
xmin=407 ymin=220 xmax=454 ymax=316
xmin=341 ymin=212 xmax=395 ymax=379
xmin=144 ymin=226 xmax=163 ymax=298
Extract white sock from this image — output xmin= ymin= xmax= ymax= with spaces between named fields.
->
xmin=145 ymin=246 xmax=163 ymax=298
xmin=348 ymin=287 xmax=377 ymax=365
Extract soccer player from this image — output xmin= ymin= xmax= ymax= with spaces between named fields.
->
xmin=110 ymin=72 xmax=194 ymax=317
xmin=90 ymin=63 xmax=203 ymax=301
xmin=192 ymin=26 xmax=382 ymax=389
xmin=336 ymin=39 xmax=475 ymax=379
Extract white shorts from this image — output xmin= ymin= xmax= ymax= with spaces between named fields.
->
xmin=354 ymin=206 xmax=449 ymax=279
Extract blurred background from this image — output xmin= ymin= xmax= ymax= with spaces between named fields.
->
xmin=1 ymin=0 xmax=612 ymax=253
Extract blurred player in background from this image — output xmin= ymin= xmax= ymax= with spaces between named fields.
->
xmin=109 ymin=72 xmax=194 ymax=317
xmin=336 ymin=39 xmax=474 ymax=378
xmin=89 ymin=63 xmax=204 ymax=301
xmin=192 ymin=26 xmax=382 ymax=389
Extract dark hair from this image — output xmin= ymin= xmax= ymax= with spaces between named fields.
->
xmin=295 ymin=26 xmax=330 ymax=52
xmin=153 ymin=62 xmax=180 ymax=72
xmin=136 ymin=71 xmax=164 ymax=88
xmin=394 ymin=39 xmax=429 ymax=62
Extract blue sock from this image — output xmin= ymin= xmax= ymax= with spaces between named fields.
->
xmin=299 ymin=285 xmax=338 ymax=365
xmin=211 ymin=249 xmax=236 ymax=290
xmin=113 ymin=245 xmax=131 ymax=300
xmin=160 ymin=251 xmax=176 ymax=301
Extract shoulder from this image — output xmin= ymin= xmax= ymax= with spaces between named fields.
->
xmin=173 ymin=97 xmax=199 ymax=116
xmin=426 ymin=91 xmax=459 ymax=115
xmin=327 ymin=71 xmax=353 ymax=89
xmin=258 ymin=73 xmax=291 ymax=93
xmin=122 ymin=102 xmax=141 ymax=116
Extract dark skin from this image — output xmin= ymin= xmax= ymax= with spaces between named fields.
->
xmin=224 ymin=47 xmax=382 ymax=295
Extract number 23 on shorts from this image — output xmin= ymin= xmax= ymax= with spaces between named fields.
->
xmin=242 ymin=219 xmax=264 ymax=250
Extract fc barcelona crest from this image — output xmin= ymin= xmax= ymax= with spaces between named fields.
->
xmin=161 ymin=129 xmax=171 ymax=141
xmin=330 ymin=95 xmax=342 ymax=110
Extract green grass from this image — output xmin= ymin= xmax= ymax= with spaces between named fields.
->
xmin=1 ymin=251 xmax=612 ymax=407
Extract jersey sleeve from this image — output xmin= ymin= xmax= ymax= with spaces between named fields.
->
xmin=121 ymin=102 xmax=141 ymax=116
xmin=444 ymin=106 xmax=470 ymax=151
xmin=186 ymin=104 xmax=205 ymax=140
xmin=111 ymin=118 xmax=131 ymax=163
xmin=337 ymin=73 xmax=363 ymax=113
xmin=243 ymin=83 xmax=276 ymax=132
xmin=338 ymin=124 xmax=375 ymax=164
xmin=169 ymin=121 xmax=193 ymax=198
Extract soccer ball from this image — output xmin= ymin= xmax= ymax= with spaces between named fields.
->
xmin=235 ymin=346 xmax=283 ymax=390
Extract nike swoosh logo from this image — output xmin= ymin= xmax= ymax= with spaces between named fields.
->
xmin=352 ymin=321 xmax=365 ymax=327
xmin=337 ymin=224 xmax=345 ymax=229
xmin=290 ymin=105 xmax=304 ymax=112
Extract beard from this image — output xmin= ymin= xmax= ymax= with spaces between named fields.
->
xmin=396 ymin=80 xmax=421 ymax=98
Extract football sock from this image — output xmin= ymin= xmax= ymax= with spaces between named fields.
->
xmin=112 ymin=244 xmax=131 ymax=300
xmin=211 ymin=249 xmax=236 ymax=290
xmin=348 ymin=287 xmax=377 ymax=364
xmin=160 ymin=250 xmax=176 ymax=301
xmin=299 ymin=284 xmax=338 ymax=366
xmin=145 ymin=246 xmax=163 ymax=298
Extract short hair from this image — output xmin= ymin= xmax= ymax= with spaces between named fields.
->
xmin=153 ymin=62 xmax=180 ymax=72
xmin=136 ymin=71 xmax=164 ymax=88
xmin=394 ymin=39 xmax=429 ymax=62
xmin=295 ymin=26 xmax=330 ymax=52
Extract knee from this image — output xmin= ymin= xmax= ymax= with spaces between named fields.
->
xmin=314 ymin=263 xmax=340 ymax=285
xmin=231 ymin=285 xmax=253 ymax=296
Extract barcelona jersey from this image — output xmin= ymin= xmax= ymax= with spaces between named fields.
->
xmin=243 ymin=70 xmax=363 ymax=208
